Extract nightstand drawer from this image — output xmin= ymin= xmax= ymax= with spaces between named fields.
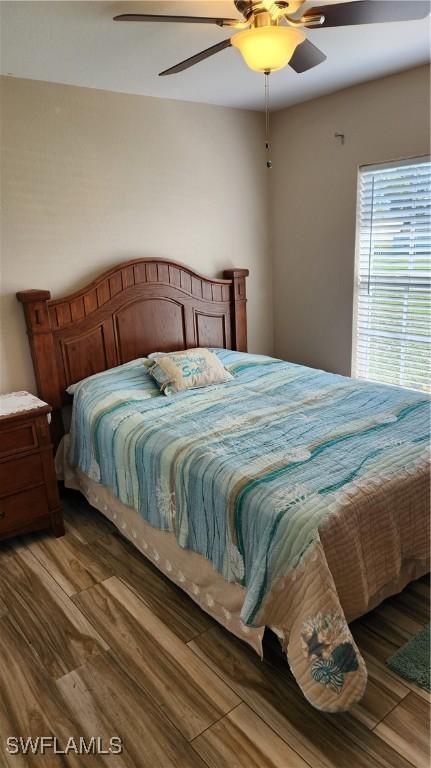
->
xmin=0 ymin=393 xmax=63 ymax=540
xmin=0 ymin=453 xmax=44 ymax=496
xmin=0 ymin=421 xmax=38 ymax=458
xmin=0 ymin=485 xmax=49 ymax=534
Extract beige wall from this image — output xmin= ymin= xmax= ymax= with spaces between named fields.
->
xmin=2 ymin=67 xmax=430 ymax=395
xmin=0 ymin=76 xmax=272 ymax=394
xmin=270 ymin=65 xmax=430 ymax=376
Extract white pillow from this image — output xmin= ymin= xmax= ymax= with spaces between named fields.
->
xmin=146 ymin=348 xmax=233 ymax=396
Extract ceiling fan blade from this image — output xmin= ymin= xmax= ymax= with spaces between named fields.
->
xmin=289 ymin=39 xmax=326 ymax=73
xmin=304 ymin=0 xmax=431 ymax=28
xmin=113 ymin=13 xmax=241 ymax=27
xmin=159 ymin=39 xmax=232 ymax=76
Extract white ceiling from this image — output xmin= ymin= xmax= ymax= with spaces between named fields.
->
xmin=1 ymin=1 xmax=430 ymax=111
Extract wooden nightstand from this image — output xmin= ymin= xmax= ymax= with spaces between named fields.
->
xmin=0 ymin=392 xmax=64 ymax=540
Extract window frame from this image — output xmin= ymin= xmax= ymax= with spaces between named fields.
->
xmin=351 ymin=154 xmax=431 ymax=391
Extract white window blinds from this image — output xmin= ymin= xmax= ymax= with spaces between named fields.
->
xmin=352 ymin=157 xmax=431 ymax=393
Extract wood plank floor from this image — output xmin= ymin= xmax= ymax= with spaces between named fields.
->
xmin=0 ymin=491 xmax=429 ymax=768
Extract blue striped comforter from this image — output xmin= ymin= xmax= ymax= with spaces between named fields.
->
xmin=69 ymin=350 xmax=430 ymax=625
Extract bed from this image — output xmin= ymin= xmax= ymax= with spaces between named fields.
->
xmin=17 ymin=257 xmax=430 ymax=713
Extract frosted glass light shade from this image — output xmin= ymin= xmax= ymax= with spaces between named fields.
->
xmin=231 ymin=26 xmax=305 ymax=72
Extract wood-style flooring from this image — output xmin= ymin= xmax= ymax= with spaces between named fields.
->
xmin=0 ymin=491 xmax=429 ymax=768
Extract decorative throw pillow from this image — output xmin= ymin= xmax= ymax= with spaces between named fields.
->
xmin=147 ymin=348 xmax=233 ymax=395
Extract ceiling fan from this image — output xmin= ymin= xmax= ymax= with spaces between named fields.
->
xmin=113 ymin=1 xmax=430 ymax=77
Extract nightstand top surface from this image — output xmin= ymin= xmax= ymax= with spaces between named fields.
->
xmin=0 ymin=391 xmax=50 ymax=419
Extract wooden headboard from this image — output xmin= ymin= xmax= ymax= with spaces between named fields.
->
xmin=17 ymin=258 xmax=248 ymax=413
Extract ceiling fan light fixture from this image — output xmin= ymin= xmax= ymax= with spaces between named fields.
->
xmin=231 ymin=25 xmax=305 ymax=72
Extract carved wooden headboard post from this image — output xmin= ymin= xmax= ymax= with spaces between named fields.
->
xmin=16 ymin=289 xmax=62 ymax=409
xmin=223 ymin=268 xmax=249 ymax=353
xmin=17 ymin=260 xmax=249 ymax=424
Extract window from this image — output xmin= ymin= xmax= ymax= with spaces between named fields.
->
xmin=352 ymin=157 xmax=431 ymax=393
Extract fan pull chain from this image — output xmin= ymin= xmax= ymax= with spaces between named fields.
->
xmin=265 ymin=71 xmax=272 ymax=169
